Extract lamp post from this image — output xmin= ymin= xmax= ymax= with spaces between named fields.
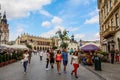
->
xmin=0 ymin=29 xmax=2 ymax=46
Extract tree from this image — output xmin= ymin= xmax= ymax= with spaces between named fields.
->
xmin=56 ymin=29 xmax=69 ymax=49
xmin=51 ymin=37 xmax=58 ymax=50
xmin=26 ymin=44 xmax=32 ymax=49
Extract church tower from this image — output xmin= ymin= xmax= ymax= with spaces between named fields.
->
xmin=0 ymin=4 xmax=9 ymax=44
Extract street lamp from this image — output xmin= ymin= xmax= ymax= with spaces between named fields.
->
xmin=0 ymin=29 xmax=3 ymax=45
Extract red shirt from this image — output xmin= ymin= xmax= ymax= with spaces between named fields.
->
xmin=56 ymin=54 xmax=62 ymax=61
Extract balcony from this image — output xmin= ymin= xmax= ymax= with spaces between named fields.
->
xmin=103 ymin=26 xmax=116 ymax=38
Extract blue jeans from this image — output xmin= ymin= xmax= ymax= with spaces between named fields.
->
xmin=23 ymin=61 xmax=28 ymax=72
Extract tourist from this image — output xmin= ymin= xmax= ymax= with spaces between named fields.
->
xmin=39 ymin=50 xmax=43 ymax=61
xmin=71 ymin=51 xmax=80 ymax=78
xmin=23 ymin=50 xmax=29 ymax=73
xmin=55 ymin=50 xmax=62 ymax=74
xmin=62 ymin=48 xmax=68 ymax=73
xmin=46 ymin=50 xmax=50 ymax=70
xmin=115 ymin=49 xmax=119 ymax=62
xmin=110 ymin=48 xmax=115 ymax=64
xmin=50 ymin=50 xmax=55 ymax=69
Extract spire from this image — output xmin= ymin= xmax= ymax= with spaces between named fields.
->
xmin=3 ymin=11 xmax=6 ymax=19
xmin=1 ymin=11 xmax=7 ymax=24
xmin=71 ymin=34 xmax=74 ymax=41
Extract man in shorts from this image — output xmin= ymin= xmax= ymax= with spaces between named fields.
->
xmin=62 ymin=48 xmax=68 ymax=73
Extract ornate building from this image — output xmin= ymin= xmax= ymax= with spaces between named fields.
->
xmin=98 ymin=0 xmax=120 ymax=52
xmin=0 ymin=10 xmax=9 ymax=44
xmin=16 ymin=33 xmax=58 ymax=50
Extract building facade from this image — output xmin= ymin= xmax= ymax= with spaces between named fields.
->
xmin=98 ymin=0 xmax=120 ymax=52
xmin=0 ymin=11 xmax=9 ymax=44
xmin=16 ymin=33 xmax=58 ymax=50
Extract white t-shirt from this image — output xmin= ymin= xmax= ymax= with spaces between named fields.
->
xmin=46 ymin=52 xmax=50 ymax=59
xmin=72 ymin=55 xmax=79 ymax=64
xmin=23 ymin=54 xmax=29 ymax=61
xmin=39 ymin=51 xmax=43 ymax=56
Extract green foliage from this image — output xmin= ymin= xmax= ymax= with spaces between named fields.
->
xmin=56 ymin=29 xmax=69 ymax=49
xmin=52 ymin=46 xmax=58 ymax=50
xmin=0 ymin=55 xmax=3 ymax=63
xmin=2 ymin=54 xmax=6 ymax=62
xmin=60 ymin=42 xmax=68 ymax=49
xmin=26 ymin=44 xmax=32 ymax=49
xmin=12 ymin=53 xmax=18 ymax=60
xmin=6 ymin=54 xmax=10 ymax=61
xmin=98 ymin=51 xmax=108 ymax=56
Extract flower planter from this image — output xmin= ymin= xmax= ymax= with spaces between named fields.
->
xmin=0 ymin=62 xmax=5 ymax=67
xmin=12 ymin=59 xmax=16 ymax=63
xmin=5 ymin=61 xmax=9 ymax=65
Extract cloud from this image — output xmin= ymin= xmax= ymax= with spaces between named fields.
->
xmin=69 ymin=0 xmax=96 ymax=6
xmin=88 ymin=8 xmax=99 ymax=17
xmin=84 ymin=15 xmax=99 ymax=24
xmin=0 ymin=0 xmax=52 ymax=19
xmin=82 ymin=32 xmax=100 ymax=41
xmin=67 ymin=27 xmax=79 ymax=32
xmin=39 ymin=9 xmax=53 ymax=17
xmin=51 ymin=16 xmax=63 ymax=25
xmin=9 ymin=26 xmax=25 ymax=41
xmin=94 ymin=32 xmax=100 ymax=40
xmin=41 ymin=16 xmax=63 ymax=28
xmin=41 ymin=21 xmax=51 ymax=28
xmin=40 ymin=26 xmax=65 ymax=38
xmin=74 ymin=34 xmax=85 ymax=41
xmin=84 ymin=8 xmax=99 ymax=24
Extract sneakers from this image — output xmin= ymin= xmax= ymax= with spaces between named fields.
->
xmin=58 ymin=72 xmax=61 ymax=75
xmin=46 ymin=68 xmax=49 ymax=70
xmin=64 ymin=71 xmax=67 ymax=74
xmin=51 ymin=66 xmax=54 ymax=69
xmin=75 ymin=76 xmax=78 ymax=78
xmin=71 ymin=72 xmax=73 ymax=75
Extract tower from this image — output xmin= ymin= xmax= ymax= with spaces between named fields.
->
xmin=1 ymin=11 xmax=7 ymax=24
xmin=71 ymin=34 xmax=74 ymax=42
xmin=0 ymin=5 xmax=9 ymax=44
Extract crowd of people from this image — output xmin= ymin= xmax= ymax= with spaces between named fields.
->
xmin=1 ymin=47 xmax=119 ymax=78
xmin=21 ymin=48 xmax=82 ymax=78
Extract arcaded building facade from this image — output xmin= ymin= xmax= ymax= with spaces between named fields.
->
xmin=16 ymin=34 xmax=58 ymax=50
xmin=98 ymin=0 xmax=120 ymax=52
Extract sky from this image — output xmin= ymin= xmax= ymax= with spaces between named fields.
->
xmin=0 ymin=0 xmax=99 ymax=41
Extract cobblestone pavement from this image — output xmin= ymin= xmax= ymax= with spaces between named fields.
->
xmin=85 ymin=62 xmax=120 ymax=80
xmin=0 ymin=53 xmax=102 ymax=80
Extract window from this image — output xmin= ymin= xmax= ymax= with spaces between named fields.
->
xmin=115 ymin=13 xmax=119 ymax=27
xmin=110 ymin=0 xmax=112 ymax=8
xmin=111 ymin=18 xmax=113 ymax=26
xmin=106 ymin=4 xmax=108 ymax=13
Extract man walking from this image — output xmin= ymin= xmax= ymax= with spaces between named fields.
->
xmin=62 ymin=48 xmax=68 ymax=73
xmin=110 ymin=48 xmax=115 ymax=64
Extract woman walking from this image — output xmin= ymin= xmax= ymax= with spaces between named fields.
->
xmin=23 ymin=50 xmax=29 ymax=73
xmin=50 ymin=50 xmax=55 ymax=69
xmin=56 ymin=50 xmax=62 ymax=74
xmin=71 ymin=51 xmax=80 ymax=78
xmin=46 ymin=50 xmax=50 ymax=70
